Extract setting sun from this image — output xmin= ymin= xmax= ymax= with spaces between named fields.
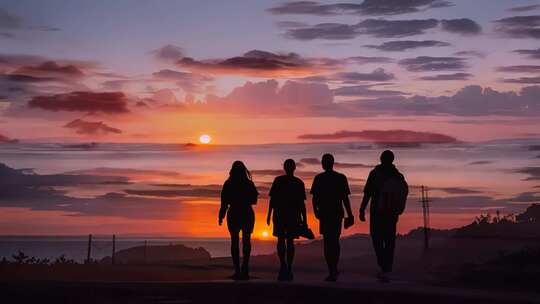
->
xmin=199 ymin=134 xmax=212 ymax=144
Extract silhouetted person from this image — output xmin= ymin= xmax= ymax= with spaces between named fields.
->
xmin=360 ymin=150 xmax=408 ymax=282
xmin=267 ymin=159 xmax=307 ymax=281
xmin=219 ymin=161 xmax=259 ymax=280
xmin=310 ymin=153 xmax=354 ymax=282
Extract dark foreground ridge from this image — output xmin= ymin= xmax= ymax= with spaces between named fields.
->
xmin=2 ymin=280 xmax=539 ymax=304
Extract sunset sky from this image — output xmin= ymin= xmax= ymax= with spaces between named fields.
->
xmin=1 ymin=0 xmax=540 ymax=237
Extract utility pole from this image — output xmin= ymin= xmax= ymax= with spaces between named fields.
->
xmin=112 ymin=234 xmax=116 ymax=265
xmin=86 ymin=234 xmax=92 ymax=264
xmin=420 ymin=186 xmax=431 ymax=251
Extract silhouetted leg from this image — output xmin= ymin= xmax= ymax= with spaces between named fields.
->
xmin=384 ymin=216 xmax=398 ymax=272
xmin=277 ymin=237 xmax=286 ymax=268
xmin=323 ymin=235 xmax=332 ymax=274
xmin=371 ymin=217 xmax=385 ymax=272
xmin=230 ymin=232 xmax=241 ymax=275
xmin=323 ymin=233 xmax=340 ymax=277
xmin=241 ymin=232 xmax=251 ymax=277
xmin=277 ymin=237 xmax=287 ymax=279
xmin=334 ymin=236 xmax=341 ymax=275
xmin=286 ymin=237 xmax=295 ymax=273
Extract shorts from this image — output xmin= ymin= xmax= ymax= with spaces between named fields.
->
xmin=226 ymin=206 xmax=255 ymax=235
xmin=272 ymin=212 xmax=303 ymax=239
xmin=319 ymin=216 xmax=343 ymax=236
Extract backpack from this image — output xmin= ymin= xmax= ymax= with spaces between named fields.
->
xmin=377 ymin=174 xmax=408 ymax=215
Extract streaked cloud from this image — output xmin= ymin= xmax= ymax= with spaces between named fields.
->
xmin=501 ymin=76 xmax=540 ymax=84
xmin=333 ymin=84 xmax=407 ymax=97
xmin=176 ymin=49 xmax=345 ymax=77
xmin=419 ymin=73 xmax=473 ymax=81
xmin=496 ymin=65 xmax=540 ymax=73
xmin=63 ymin=119 xmax=122 ymax=135
xmin=494 ymin=15 xmax=540 ymax=39
xmin=267 ymin=0 xmax=453 ymax=16
xmin=298 ymin=129 xmax=458 ymax=144
xmin=285 ymin=19 xmax=439 ymax=40
xmin=152 ymin=69 xmax=213 ymax=93
xmin=299 ymin=157 xmax=371 ymax=168
xmin=28 ymin=91 xmax=130 ymax=113
xmin=0 ymin=134 xmax=18 ymax=143
xmin=399 ymin=56 xmax=467 ymax=72
xmin=151 ymin=44 xmax=184 ymax=62
xmin=513 ymin=48 xmax=540 ymax=59
xmin=365 ymin=40 xmax=450 ymax=52
xmin=507 ymin=4 xmax=540 ymax=13
xmin=454 ymin=50 xmax=486 ymax=58
xmin=440 ymin=18 xmax=482 ymax=35
xmin=13 ymin=61 xmax=85 ymax=79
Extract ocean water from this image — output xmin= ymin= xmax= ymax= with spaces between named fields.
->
xmin=0 ymin=236 xmax=277 ymax=261
xmin=0 ymin=139 xmax=539 ymax=241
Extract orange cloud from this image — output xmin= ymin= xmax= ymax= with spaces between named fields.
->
xmin=176 ymin=49 xmax=345 ymax=77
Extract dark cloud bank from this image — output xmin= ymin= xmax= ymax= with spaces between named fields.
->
xmin=268 ymin=1 xmax=453 ymax=16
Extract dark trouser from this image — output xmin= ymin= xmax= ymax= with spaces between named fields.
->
xmin=320 ymin=217 xmax=343 ymax=276
xmin=323 ymin=233 xmax=340 ymax=275
xmin=277 ymin=237 xmax=295 ymax=272
xmin=370 ymin=213 xmax=398 ymax=273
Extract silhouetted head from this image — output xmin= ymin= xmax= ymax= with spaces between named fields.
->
xmin=283 ymin=159 xmax=296 ymax=176
xmin=321 ymin=153 xmax=334 ymax=171
xmin=380 ymin=150 xmax=395 ymax=165
xmin=229 ymin=160 xmax=252 ymax=181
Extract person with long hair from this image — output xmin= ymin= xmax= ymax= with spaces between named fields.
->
xmin=219 ymin=161 xmax=259 ymax=280
xmin=266 ymin=159 xmax=307 ymax=281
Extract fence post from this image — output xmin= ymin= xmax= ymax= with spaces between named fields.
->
xmin=112 ymin=234 xmax=116 ymax=265
xmin=420 ymin=186 xmax=431 ymax=251
xmin=86 ymin=234 xmax=92 ymax=264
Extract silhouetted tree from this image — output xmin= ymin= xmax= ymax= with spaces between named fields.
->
xmin=12 ymin=251 xmax=29 ymax=264
xmin=516 ymin=204 xmax=540 ymax=223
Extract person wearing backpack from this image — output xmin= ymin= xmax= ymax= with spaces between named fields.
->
xmin=359 ymin=150 xmax=408 ymax=282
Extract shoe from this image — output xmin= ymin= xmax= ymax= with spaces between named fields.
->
xmin=239 ymin=271 xmax=250 ymax=280
xmin=376 ymin=271 xmax=390 ymax=283
xmin=287 ymin=270 xmax=294 ymax=281
xmin=230 ymin=272 xmax=242 ymax=280
xmin=277 ymin=267 xmax=288 ymax=281
xmin=240 ymin=265 xmax=250 ymax=280
xmin=324 ymin=274 xmax=337 ymax=282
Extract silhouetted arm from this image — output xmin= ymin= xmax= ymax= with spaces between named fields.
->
xmin=219 ymin=182 xmax=229 ymax=225
xmin=267 ymin=198 xmax=274 ymax=226
xmin=250 ymin=181 xmax=259 ymax=205
xmin=300 ymin=181 xmax=308 ymax=225
xmin=310 ymin=176 xmax=320 ymax=219
xmin=342 ymin=175 xmax=353 ymax=219
xmin=360 ymin=170 xmax=375 ymax=221
xmin=359 ymin=194 xmax=371 ymax=222
xmin=343 ymin=195 xmax=353 ymax=219
xmin=301 ymin=201 xmax=308 ymax=226
xmin=312 ymin=195 xmax=320 ymax=219
xmin=267 ymin=179 xmax=276 ymax=225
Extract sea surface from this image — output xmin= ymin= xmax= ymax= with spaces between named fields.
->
xmin=0 ymin=235 xmax=277 ymax=261
xmin=0 ymin=138 xmax=539 ymax=250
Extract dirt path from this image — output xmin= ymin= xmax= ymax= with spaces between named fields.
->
xmin=2 ymin=279 xmax=539 ymax=304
